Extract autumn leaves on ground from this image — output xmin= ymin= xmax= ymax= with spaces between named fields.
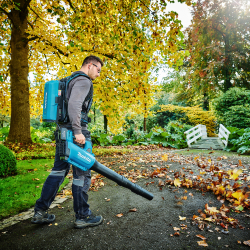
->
xmin=86 ymin=147 xmax=250 ymax=248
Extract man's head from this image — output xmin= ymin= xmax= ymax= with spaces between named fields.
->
xmin=80 ymin=55 xmax=103 ymax=80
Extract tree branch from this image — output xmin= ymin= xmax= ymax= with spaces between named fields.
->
xmin=0 ymin=7 xmax=15 ymax=24
xmin=21 ymin=0 xmax=32 ymax=12
xmin=28 ymin=6 xmax=47 ymax=23
xmin=65 ymin=0 xmax=77 ymax=13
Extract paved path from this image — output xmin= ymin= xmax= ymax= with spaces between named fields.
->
xmin=189 ymin=137 xmax=225 ymax=150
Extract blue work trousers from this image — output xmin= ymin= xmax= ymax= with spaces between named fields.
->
xmin=35 ymin=130 xmax=92 ymax=219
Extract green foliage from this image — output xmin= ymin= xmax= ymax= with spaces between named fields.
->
xmin=112 ymin=135 xmax=126 ymax=145
xmin=224 ymin=105 xmax=250 ymax=128
xmin=143 ymin=122 xmax=191 ymax=149
xmin=92 ymin=121 xmax=191 ymax=149
xmin=30 ymin=126 xmax=56 ymax=143
xmin=0 ymin=144 xmax=17 ymax=177
xmin=0 ymin=127 xmax=9 ymax=142
xmin=226 ymin=127 xmax=250 ymax=154
xmin=213 ymin=87 xmax=250 ymax=128
xmin=96 ymin=133 xmax=113 ymax=146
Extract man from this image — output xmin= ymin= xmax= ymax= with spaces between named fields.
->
xmin=32 ymin=55 xmax=104 ymax=229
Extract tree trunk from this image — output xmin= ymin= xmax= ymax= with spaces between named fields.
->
xmin=143 ymin=117 xmax=147 ymax=132
xmin=104 ymin=115 xmax=108 ymax=133
xmin=143 ymin=103 xmax=147 ymax=132
xmin=203 ymin=91 xmax=209 ymax=111
xmin=7 ymin=1 xmax=32 ymax=144
xmin=223 ymin=36 xmax=232 ymax=91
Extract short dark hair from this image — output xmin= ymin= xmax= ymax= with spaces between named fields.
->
xmin=82 ymin=55 xmax=104 ymax=67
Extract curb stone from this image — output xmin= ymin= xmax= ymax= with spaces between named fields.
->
xmin=0 ymin=181 xmax=72 ymax=231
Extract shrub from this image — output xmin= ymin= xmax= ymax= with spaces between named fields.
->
xmin=31 ymin=126 xmax=55 ymax=143
xmin=223 ymin=105 xmax=250 ymax=128
xmin=0 ymin=127 xmax=9 ymax=142
xmin=213 ymin=87 xmax=250 ymax=128
xmin=0 ymin=144 xmax=17 ymax=177
xmin=159 ymin=104 xmax=217 ymax=136
xmin=226 ymin=127 xmax=250 ymax=154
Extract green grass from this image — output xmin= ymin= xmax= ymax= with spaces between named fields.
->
xmin=0 ymin=159 xmax=69 ymax=220
xmin=0 ymin=144 xmax=133 ymax=220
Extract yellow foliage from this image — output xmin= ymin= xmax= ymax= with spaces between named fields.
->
xmin=0 ymin=0 xmax=195 ymax=134
xmin=159 ymin=104 xmax=217 ymax=136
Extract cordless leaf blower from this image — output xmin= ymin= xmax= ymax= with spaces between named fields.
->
xmin=57 ymin=128 xmax=154 ymax=200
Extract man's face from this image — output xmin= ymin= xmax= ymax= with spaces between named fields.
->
xmin=88 ymin=62 xmax=101 ymax=80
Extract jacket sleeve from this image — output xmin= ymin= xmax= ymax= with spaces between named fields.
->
xmin=68 ymin=77 xmax=91 ymax=135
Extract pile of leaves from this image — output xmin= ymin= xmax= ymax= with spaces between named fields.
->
xmin=148 ymin=153 xmax=250 ymax=231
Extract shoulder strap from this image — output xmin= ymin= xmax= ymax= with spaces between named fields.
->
xmin=65 ymin=72 xmax=91 ymax=94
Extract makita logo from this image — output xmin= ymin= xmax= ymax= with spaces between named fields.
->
xmin=77 ymin=152 xmax=91 ymax=162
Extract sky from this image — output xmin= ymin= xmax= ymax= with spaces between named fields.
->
xmin=157 ymin=2 xmax=194 ymax=82
xmin=167 ymin=2 xmax=193 ymax=29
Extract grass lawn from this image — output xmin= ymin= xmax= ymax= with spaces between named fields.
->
xmin=0 ymin=145 xmax=133 ymax=220
xmin=0 ymin=159 xmax=69 ymax=220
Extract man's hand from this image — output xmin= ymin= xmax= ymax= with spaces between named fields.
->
xmin=75 ymin=134 xmax=86 ymax=144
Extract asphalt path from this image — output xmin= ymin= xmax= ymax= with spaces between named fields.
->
xmin=0 ymin=149 xmax=249 ymax=250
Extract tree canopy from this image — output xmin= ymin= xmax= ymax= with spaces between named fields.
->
xmin=161 ymin=0 xmax=250 ymax=110
xmin=0 ymin=0 xmax=193 ymax=143
xmin=185 ymin=0 xmax=250 ymax=93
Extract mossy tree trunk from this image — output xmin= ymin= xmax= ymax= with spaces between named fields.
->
xmin=7 ymin=0 xmax=32 ymax=144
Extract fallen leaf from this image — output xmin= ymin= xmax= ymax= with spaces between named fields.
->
xmin=228 ymin=169 xmax=243 ymax=180
xmin=243 ymin=240 xmax=250 ymax=246
xmin=173 ymin=227 xmax=180 ymax=231
xmin=205 ymin=204 xmax=219 ymax=215
xmin=174 ymin=178 xmax=181 ymax=187
xmin=196 ymin=235 xmax=206 ymax=240
xmin=174 ymin=232 xmax=180 ymax=236
xmin=162 ymin=154 xmax=168 ymax=161
xmin=129 ymin=208 xmax=137 ymax=212
xmin=197 ymin=240 xmax=208 ymax=247
xmin=158 ymin=179 xmax=165 ymax=186
xmin=116 ymin=213 xmax=123 ymax=217
xmin=179 ymin=216 xmax=186 ymax=221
